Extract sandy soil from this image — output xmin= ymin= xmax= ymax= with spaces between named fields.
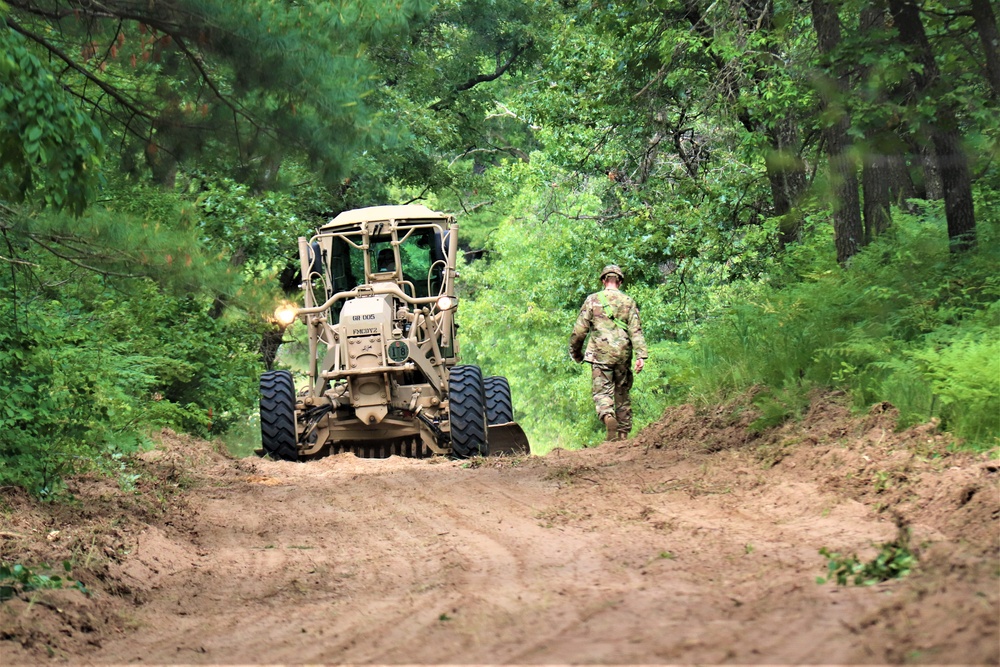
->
xmin=1 ymin=394 xmax=998 ymax=665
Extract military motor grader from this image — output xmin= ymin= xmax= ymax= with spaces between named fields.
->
xmin=259 ymin=205 xmax=529 ymax=460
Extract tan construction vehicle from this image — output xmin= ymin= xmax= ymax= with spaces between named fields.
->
xmin=259 ymin=204 xmax=529 ymax=460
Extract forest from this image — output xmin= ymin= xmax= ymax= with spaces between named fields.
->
xmin=1 ymin=0 xmax=997 ymax=494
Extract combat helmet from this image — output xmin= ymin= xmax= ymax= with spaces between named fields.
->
xmin=600 ymin=264 xmax=624 ymax=283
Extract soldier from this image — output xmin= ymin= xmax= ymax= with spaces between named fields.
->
xmin=569 ymin=265 xmax=648 ymax=441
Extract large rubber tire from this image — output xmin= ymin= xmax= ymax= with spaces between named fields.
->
xmin=484 ymin=376 xmax=514 ymax=425
xmin=259 ymin=370 xmax=298 ymax=461
xmin=448 ymin=365 xmax=489 ymax=458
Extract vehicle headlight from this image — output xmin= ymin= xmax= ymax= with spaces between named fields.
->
xmin=274 ymin=303 xmax=298 ymax=326
xmin=436 ymin=295 xmax=457 ymax=311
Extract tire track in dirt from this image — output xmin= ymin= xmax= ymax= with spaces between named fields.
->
xmin=488 ymin=453 xmax=884 ymax=664
xmin=102 ymin=459 xmax=495 ymax=663
xmin=82 ymin=448 xmax=905 ymax=664
xmin=4 ymin=401 xmax=997 ymax=665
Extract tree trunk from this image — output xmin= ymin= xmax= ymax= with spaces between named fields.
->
xmin=812 ymin=0 xmax=864 ymax=264
xmin=683 ymin=0 xmax=809 ymax=243
xmin=208 ymin=247 xmax=247 ymax=319
xmin=888 ymin=151 xmax=919 ymax=211
xmin=859 ymin=3 xmax=893 ymax=242
xmin=971 ymin=0 xmax=1000 ymax=99
xmin=916 ymin=140 xmax=943 ymax=201
xmin=145 ymin=140 xmax=178 ymax=189
xmin=888 ymin=0 xmax=977 ymax=252
xmin=259 ymin=328 xmax=284 ymax=371
xmin=934 ymin=129 xmax=977 ymax=251
xmin=862 ymin=153 xmax=892 ymax=242
xmin=254 ymin=151 xmax=284 ymax=193
xmin=747 ymin=0 xmax=809 ymax=244
xmin=766 ymin=134 xmax=808 ymax=245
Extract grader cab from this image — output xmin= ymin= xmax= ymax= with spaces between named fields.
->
xmin=259 ymin=205 xmax=529 ymax=460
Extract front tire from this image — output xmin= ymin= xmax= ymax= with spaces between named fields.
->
xmin=448 ymin=365 xmax=488 ymax=458
xmin=484 ymin=376 xmax=514 ymax=425
xmin=259 ymin=370 xmax=298 ymax=461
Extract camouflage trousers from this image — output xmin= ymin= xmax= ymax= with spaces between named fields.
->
xmin=591 ymin=362 xmax=634 ymax=435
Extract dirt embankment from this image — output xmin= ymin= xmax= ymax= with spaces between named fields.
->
xmin=1 ymin=394 xmax=998 ymax=664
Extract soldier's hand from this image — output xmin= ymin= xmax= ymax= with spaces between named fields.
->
xmin=570 ymin=350 xmax=583 ymax=364
xmin=635 ymin=358 xmax=645 ymax=374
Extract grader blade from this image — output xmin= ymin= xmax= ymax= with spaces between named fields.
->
xmin=487 ymin=422 xmax=530 ymax=456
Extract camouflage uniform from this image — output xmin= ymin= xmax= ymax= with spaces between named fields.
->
xmin=568 ymin=279 xmax=648 ymax=439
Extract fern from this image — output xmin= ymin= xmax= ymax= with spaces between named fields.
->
xmin=667 ymin=196 xmax=999 ymax=448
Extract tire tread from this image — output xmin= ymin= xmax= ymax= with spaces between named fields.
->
xmin=449 ymin=365 xmax=488 ymax=458
xmin=260 ymin=370 xmax=298 ymax=461
xmin=484 ymin=375 xmax=514 ymax=425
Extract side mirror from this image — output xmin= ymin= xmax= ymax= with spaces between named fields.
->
xmin=308 ymin=241 xmax=324 ymax=278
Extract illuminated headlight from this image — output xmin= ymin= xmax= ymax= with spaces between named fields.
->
xmin=274 ymin=303 xmax=298 ymax=326
xmin=436 ymin=295 xmax=457 ymax=311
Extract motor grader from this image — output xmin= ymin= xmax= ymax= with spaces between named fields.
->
xmin=258 ymin=204 xmax=529 ymax=460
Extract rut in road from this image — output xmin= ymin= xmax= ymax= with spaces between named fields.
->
xmin=3 ymin=398 xmax=998 ymax=664
xmin=86 ymin=447 xmax=902 ymax=665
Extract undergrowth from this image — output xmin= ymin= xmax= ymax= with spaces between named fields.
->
xmin=671 ymin=199 xmax=999 ymax=450
xmin=0 ymin=277 xmax=263 ymax=496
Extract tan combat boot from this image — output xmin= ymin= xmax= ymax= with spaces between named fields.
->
xmin=603 ymin=415 xmax=618 ymax=440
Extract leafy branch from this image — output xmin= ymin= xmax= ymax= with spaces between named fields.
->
xmin=431 ymin=42 xmax=530 ymax=111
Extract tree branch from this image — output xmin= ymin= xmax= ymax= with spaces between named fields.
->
xmin=555 ymin=211 xmax=628 ymax=222
xmin=172 ymin=34 xmax=268 ymax=136
xmin=403 ymin=186 xmax=431 ymax=205
xmin=5 ymin=17 xmax=156 ymax=122
xmin=0 ymin=254 xmax=40 ymax=267
xmin=8 ymin=1 xmax=273 ymax=157
xmin=448 ymin=145 xmax=528 ymax=167
xmin=430 ymin=44 xmax=528 ymax=111
xmin=28 ymin=235 xmax=142 ymax=278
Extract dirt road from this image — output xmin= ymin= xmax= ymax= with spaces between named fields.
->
xmin=2 ymin=397 xmax=998 ymax=664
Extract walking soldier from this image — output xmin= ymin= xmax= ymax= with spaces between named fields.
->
xmin=569 ymin=265 xmax=648 ymax=440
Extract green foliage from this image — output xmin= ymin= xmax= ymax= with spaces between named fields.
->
xmin=110 ymin=290 xmax=263 ymax=436
xmin=459 ymin=158 xmax=684 ymax=451
xmin=748 ymin=386 xmax=809 ymax=434
xmin=192 ymin=166 xmax=327 ymax=265
xmin=8 ymin=0 xmax=437 ymax=189
xmin=0 ymin=259 xmax=262 ymax=495
xmin=0 ymin=560 xmax=89 ymax=602
xmin=0 ymin=313 xmax=144 ymax=497
xmin=817 ymin=529 xmax=915 ymax=586
xmin=5 ymin=204 xmax=236 ymax=295
xmin=669 ymin=201 xmax=1000 ymax=448
xmin=900 ymin=323 xmax=1000 ymax=443
xmin=368 ymin=0 xmax=547 ymax=199
xmin=0 ymin=22 xmax=103 ymax=214
xmin=214 ymin=414 xmax=262 ymax=459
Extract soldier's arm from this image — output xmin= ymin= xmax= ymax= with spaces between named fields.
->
xmin=628 ymin=303 xmax=648 ymax=360
xmin=568 ymin=299 xmax=592 ymax=362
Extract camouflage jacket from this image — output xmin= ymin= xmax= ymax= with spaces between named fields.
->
xmin=569 ymin=287 xmax=648 ymax=366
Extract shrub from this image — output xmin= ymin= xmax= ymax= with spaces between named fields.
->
xmin=669 ymin=202 xmax=999 ymax=448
